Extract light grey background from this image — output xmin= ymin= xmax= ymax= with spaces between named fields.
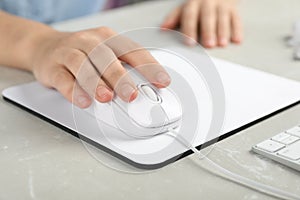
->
xmin=0 ymin=0 xmax=300 ymax=199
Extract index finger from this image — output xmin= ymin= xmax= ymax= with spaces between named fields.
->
xmin=105 ymin=35 xmax=171 ymax=88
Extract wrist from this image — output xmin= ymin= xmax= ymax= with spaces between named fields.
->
xmin=23 ymin=25 xmax=60 ymax=71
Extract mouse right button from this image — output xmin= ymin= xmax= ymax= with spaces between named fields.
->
xmin=159 ymin=88 xmax=182 ymax=123
xmin=127 ymin=93 xmax=166 ymax=128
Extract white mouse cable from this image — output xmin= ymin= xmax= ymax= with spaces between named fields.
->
xmin=167 ymin=128 xmax=300 ymax=200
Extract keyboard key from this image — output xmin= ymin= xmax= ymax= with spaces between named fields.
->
xmin=281 ymin=135 xmax=299 ymax=145
xmin=256 ymin=140 xmax=285 ymax=152
xmin=252 ymin=125 xmax=300 ymax=171
xmin=277 ymin=141 xmax=300 ymax=160
xmin=271 ymin=132 xmax=290 ymax=142
xmin=286 ymin=126 xmax=300 ymax=137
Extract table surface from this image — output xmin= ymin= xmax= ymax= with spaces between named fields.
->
xmin=1 ymin=0 xmax=300 ymax=199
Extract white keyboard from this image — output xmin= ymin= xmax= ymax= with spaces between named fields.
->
xmin=252 ymin=125 xmax=300 ymax=171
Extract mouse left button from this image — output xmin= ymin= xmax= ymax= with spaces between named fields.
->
xmin=140 ymin=84 xmax=161 ymax=103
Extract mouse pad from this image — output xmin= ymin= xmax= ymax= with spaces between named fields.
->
xmin=3 ymin=48 xmax=300 ymax=169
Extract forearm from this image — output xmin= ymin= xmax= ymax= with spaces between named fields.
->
xmin=0 ymin=11 xmax=57 ymax=71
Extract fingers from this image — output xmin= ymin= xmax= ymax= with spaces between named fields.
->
xmin=217 ymin=5 xmax=230 ymax=47
xmin=76 ymin=58 xmax=114 ymax=103
xmin=118 ymin=50 xmax=171 ymax=88
xmin=55 ymin=47 xmax=114 ymax=103
xmin=50 ymin=66 xmax=92 ymax=108
xmin=160 ymin=6 xmax=182 ymax=30
xmin=88 ymin=44 xmax=137 ymax=102
xmin=200 ymin=1 xmax=217 ymax=48
xmin=95 ymin=83 xmax=114 ymax=103
xmin=102 ymin=60 xmax=138 ymax=102
xmin=105 ymin=35 xmax=171 ymax=88
xmin=68 ymin=29 xmax=139 ymax=102
xmin=181 ymin=0 xmax=201 ymax=46
xmin=56 ymin=27 xmax=171 ymax=103
xmin=231 ymin=8 xmax=243 ymax=44
xmin=171 ymin=0 xmax=242 ymax=48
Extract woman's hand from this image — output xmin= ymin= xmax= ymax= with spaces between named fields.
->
xmin=30 ymin=27 xmax=171 ymax=108
xmin=161 ymin=0 xmax=243 ymax=48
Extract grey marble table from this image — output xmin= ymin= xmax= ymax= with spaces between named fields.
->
xmin=1 ymin=0 xmax=300 ymax=199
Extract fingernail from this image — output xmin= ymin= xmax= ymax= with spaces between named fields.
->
xmin=77 ymin=95 xmax=91 ymax=108
xmin=156 ymin=71 xmax=171 ymax=86
xmin=121 ymin=84 xmax=137 ymax=102
xmin=160 ymin=23 xmax=168 ymax=29
xmin=185 ymin=38 xmax=197 ymax=46
xmin=206 ymin=39 xmax=216 ymax=47
xmin=219 ymin=38 xmax=228 ymax=46
xmin=232 ymin=36 xmax=242 ymax=44
xmin=97 ymin=86 xmax=112 ymax=101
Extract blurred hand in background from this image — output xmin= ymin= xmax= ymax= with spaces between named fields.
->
xmin=161 ymin=0 xmax=243 ymax=48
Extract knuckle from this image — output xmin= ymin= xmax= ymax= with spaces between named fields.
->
xmin=64 ymin=50 xmax=85 ymax=69
xmin=72 ymin=30 xmax=103 ymax=51
xmin=71 ymin=31 xmax=90 ymax=43
xmin=95 ymin=26 xmax=116 ymax=38
xmin=97 ymin=26 xmax=113 ymax=33
xmin=104 ymin=63 xmax=126 ymax=82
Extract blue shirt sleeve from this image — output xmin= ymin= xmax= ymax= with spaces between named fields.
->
xmin=0 ymin=0 xmax=106 ymax=24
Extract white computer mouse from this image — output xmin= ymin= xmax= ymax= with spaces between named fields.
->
xmin=92 ymin=62 xmax=182 ymax=137
xmin=112 ymin=82 xmax=182 ymax=132
xmin=92 ymin=81 xmax=182 ymax=138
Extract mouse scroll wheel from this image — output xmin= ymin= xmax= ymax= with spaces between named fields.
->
xmin=140 ymin=85 xmax=161 ymax=103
